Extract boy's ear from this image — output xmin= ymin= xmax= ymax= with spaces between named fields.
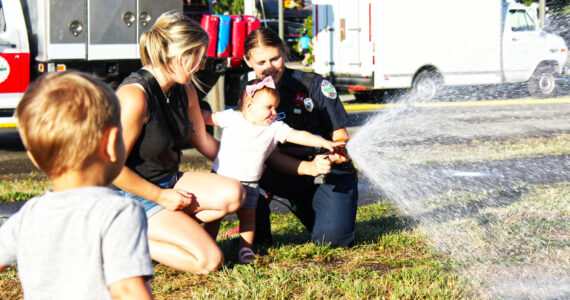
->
xmin=26 ymin=151 xmax=41 ymax=169
xmin=104 ymin=126 xmax=121 ymax=163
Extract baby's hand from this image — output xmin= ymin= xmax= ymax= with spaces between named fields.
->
xmin=321 ymin=140 xmax=335 ymax=152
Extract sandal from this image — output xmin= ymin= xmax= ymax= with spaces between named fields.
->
xmin=238 ymin=247 xmax=256 ymax=264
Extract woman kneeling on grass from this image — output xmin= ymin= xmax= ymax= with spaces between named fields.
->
xmin=113 ymin=12 xmax=245 ymax=274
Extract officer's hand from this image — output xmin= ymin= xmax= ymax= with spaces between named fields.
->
xmin=157 ymin=188 xmax=194 ymax=211
xmin=328 ymin=152 xmax=349 ymax=164
xmin=310 ymin=154 xmax=332 ymax=176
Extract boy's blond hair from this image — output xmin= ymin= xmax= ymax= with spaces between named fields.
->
xmin=16 ymin=71 xmax=121 ymax=177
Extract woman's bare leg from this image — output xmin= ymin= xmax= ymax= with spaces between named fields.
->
xmin=146 ymin=171 xmax=244 ymax=272
xmin=176 ymin=171 xmax=245 ymax=223
xmin=147 ymin=209 xmax=223 ymax=274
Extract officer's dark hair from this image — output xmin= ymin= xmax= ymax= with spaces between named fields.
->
xmin=244 ymin=27 xmax=287 ymax=60
xmin=237 ymin=78 xmax=280 ymax=110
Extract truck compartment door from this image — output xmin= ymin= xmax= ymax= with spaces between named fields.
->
xmin=137 ymin=0 xmax=181 ymax=57
xmin=42 ymin=0 xmax=86 ymax=60
xmin=88 ymin=0 xmax=137 ymax=60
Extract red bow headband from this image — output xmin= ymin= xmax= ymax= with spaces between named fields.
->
xmin=245 ymin=76 xmax=276 ymax=98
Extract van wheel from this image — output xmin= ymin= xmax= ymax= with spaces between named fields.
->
xmin=412 ymin=70 xmax=441 ymax=101
xmin=527 ymin=66 xmax=557 ymax=98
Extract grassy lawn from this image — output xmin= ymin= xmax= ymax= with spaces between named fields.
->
xmin=0 ymin=134 xmax=568 ymax=299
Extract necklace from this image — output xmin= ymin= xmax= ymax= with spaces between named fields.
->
xmin=162 ymin=89 xmax=171 ymax=104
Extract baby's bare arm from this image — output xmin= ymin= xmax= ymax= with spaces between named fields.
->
xmin=286 ymin=129 xmax=334 ymax=152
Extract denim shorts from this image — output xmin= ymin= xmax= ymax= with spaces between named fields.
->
xmin=241 ymin=181 xmax=259 ymax=210
xmin=117 ymin=173 xmax=179 ymax=218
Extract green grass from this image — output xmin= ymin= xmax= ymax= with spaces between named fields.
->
xmin=0 ymin=173 xmax=49 ymax=202
xmin=145 ymin=201 xmax=467 ymax=299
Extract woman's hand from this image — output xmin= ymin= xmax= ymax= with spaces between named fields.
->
xmin=157 ymin=188 xmax=195 ymax=211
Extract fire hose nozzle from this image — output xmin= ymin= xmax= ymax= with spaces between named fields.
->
xmin=314 ymin=138 xmax=350 ymax=184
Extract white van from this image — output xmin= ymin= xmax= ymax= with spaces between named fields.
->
xmin=312 ymin=0 xmax=568 ymax=100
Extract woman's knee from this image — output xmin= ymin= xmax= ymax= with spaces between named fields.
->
xmin=219 ymin=180 xmax=246 ymax=213
xmin=193 ymin=246 xmax=224 ymax=274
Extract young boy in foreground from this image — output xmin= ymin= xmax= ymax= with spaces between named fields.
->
xmin=0 ymin=71 xmax=154 ymax=299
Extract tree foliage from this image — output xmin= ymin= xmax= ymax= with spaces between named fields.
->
xmin=213 ymin=0 xmax=244 ymax=15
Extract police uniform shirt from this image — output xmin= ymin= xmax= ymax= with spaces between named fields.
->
xmin=277 ymin=68 xmax=349 ymax=141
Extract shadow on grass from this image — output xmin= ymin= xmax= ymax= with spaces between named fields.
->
xmin=257 ymin=186 xmax=527 ymax=250
xmin=217 ymin=185 xmax=528 ymax=267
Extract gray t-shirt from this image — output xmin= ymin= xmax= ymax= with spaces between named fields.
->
xmin=0 ymin=186 xmax=153 ymax=299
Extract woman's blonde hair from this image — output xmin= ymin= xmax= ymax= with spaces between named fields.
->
xmin=140 ymin=11 xmax=208 ymax=82
xmin=16 ymin=71 xmax=121 ymax=177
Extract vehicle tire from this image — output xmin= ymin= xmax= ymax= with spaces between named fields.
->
xmin=527 ymin=66 xmax=558 ymax=98
xmin=411 ymin=70 xmax=442 ymax=101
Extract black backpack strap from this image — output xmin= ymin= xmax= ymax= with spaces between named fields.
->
xmin=136 ymin=69 xmax=184 ymax=149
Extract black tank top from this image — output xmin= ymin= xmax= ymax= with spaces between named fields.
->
xmin=118 ymin=72 xmax=190 ymax=183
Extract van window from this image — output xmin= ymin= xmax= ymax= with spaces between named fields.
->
xmin=0 ymin=1 xmax=5 ymax=32
xmin=509 ymin=9 xmax=536 ymax=32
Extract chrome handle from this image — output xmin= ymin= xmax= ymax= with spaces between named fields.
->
xmin=139 ymin=11 xmax=152 ymax=27
xmin=123 ymin=11 xmax=136 ymax=27
xmin=69 ymin=20 xmax=83 ymax=37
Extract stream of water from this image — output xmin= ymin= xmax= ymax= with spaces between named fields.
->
xmin=347 ymin=79 xmax=569 ymax=298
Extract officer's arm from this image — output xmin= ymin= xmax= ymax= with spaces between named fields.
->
xmin=266 ymin=149 xmax=331 ymax=177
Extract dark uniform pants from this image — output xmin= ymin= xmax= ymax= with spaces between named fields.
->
xmin=255 ymin=166 xmax=358 ymax=247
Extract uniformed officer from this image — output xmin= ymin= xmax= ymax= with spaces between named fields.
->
xmin=243 ymin=27 xmax=358 ymax=247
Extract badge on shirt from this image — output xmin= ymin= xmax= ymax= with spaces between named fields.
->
xmin=303 ymin=98 xmax=314 ymax=112
xmin=294 ymin=92 xmax=307 ymax=105
xmin=321 ymin=80 xmax=337 ymax=99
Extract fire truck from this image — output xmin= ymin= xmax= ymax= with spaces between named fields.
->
xmin=0 ymin=0 xmax=258 ymax=127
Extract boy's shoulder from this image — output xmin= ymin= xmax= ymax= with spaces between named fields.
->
xmin=19 ymin=186 xmax=142 ymax=219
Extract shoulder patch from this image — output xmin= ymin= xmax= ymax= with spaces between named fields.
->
xmin=320 ymin=80 xmax=337 ymax=99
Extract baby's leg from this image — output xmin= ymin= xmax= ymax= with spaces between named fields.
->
xmin=237 ymin=208 xmax=256 ymax=248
